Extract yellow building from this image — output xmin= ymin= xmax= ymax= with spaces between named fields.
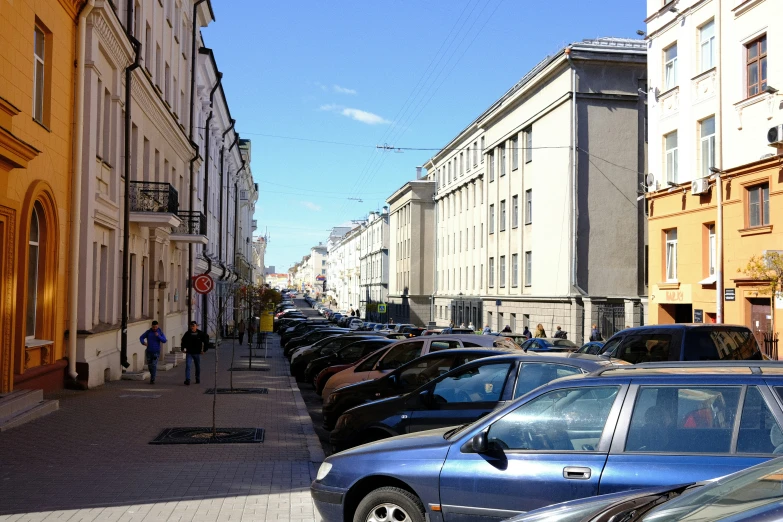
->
xmin=0 ymin=0 xmax=79 ymax=392
xmin=648 ymin=156 xmax=782 ymax=350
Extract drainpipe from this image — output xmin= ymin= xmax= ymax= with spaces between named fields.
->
xmin=68 ymin=0 xmax=96 ymax=381
xmin=716 ymin=0 xmax=724 ymax=324
xmin=565 ymin=48 xmax=587 ymax=298
xmin=218 ymin=145 xmax=225 ymax=264
xmin=119 ymin=8 xmax=142 ymax=369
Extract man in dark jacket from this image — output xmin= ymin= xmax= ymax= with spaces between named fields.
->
xmin=140 ymin=320 xmax=167 ymax=384
xmin=181 ymin=321 xmax=208 ymax=385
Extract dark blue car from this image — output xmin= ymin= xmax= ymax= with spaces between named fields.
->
xmin=311 ymin=361 xmax=783 ymax=522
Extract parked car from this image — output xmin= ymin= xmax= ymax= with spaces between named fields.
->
xmin=421 ymin=329 xmax=443 ymax=336
xmin=281 ymin=321 xmax=331 ymax=348
xmin=509 ymin=455 xmax=783 ymax=522
xmin=348 ymin=318 xmax=363 ymax=330
xmin=519 ymin=337 xmax=579 ymax=352
xmin=274 ymin=317 xmax=305 ymax=333
xmin=284 ymin=328 xmax=349 ymax=357
xmin=321 ymin=335 xmax=522 ymax=401
xmin=577 ymin=341 xmax=605 ymax=355
xmin=304 ymin=338 xmax=396 ymax=386
xmin=329 ymin=353 xmax=612 ymax=449
xmin=315 ymin=348 xmax=389 ymax=396
xmin=289 ymin=334 xmax=385 ymax=380
xmin=322 ymin=348 xmax=517 ymax=430
xmin=312 ymin=361 xmax=783 ymax=522
xmin=402 ymin=327 xmax=426 ymax=337
xmin=597 ymin=324 xmax=763 ymax=363
xmin=440 ymin=327 xmax=475 ymax=335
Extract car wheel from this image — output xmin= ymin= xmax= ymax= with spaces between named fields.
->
xmin=353 ymin=487 xmax=425 ymax=522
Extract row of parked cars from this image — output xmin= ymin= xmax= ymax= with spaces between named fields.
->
xmin=278 ymin=300 xmax=782 ymax=521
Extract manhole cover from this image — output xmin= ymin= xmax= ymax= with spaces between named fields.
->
xmin=149 ymin=427 xmax=265 ymax=444
xmin=119 ymin=394 xmax=161 ymax=399
xmin=228 ymin=367 xmax=270 ymax=371
xmin=205 ymin=388 xmax=268 ymax=394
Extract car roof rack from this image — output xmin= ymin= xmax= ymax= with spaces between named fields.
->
xmin=591 ymin=360 xmax=783 ymax=377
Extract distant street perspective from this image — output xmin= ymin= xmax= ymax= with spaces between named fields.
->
xmin=3 ymin=0 xmax=783 ymax=521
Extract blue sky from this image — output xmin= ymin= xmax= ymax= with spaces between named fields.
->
xmin=203 ymin=0 xmax=646 ymax=273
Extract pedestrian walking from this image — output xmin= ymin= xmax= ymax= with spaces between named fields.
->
xmin=534 ymin=323 xmax=547 ymax=338
xmin=237 ymin=319 xmax=246 ymax=345
xmin=248 ymin=320 xmax=256 ymax=346
xmin=356 ymin=310 xmax=361 ymax=319
xmin=468 ymin=321 xmax=475 ymax=331
xmin=350 ymin=308 xmax=355 ymax=317
xmin=553 ymin=326 xmax=567 ymax=339
xmin=181 ymin=321 xmax=208 ymax=385
xmin=523 ymin=326 xmax=532 ymax=339
xmin=590 ymin=324 xmax=602 ymax=342
xmin=502 ymin=325 xmax=512 ymax=333
xmin=460 ymin=322 xmax=466 ymax=328
xmin=482 ymin=324 xmax=491 ymax=335
xmin=140 ymin=320 xmax=167 ymax=384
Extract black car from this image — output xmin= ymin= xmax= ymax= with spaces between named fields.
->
xmin=284 ymin=328 xmax=348 ymax=354
xmin=598 ymin=323 xmax=762 ymax=363
xmin=274 ymin=317 xmax=305 ymax=333
xmin=322 ymin=348 xmax=515 ymax=430
xmin=303 ymin=338 xmax=396 ymax=385
xmin=330 ymin=353 xmax=615 ymax=449
xmin=577 ymin=341 xmax=604 ymax=355
xmin=289 ymin=334 xmax=384 ymax=380
xmin=280 ymin=321 xmax=330 ymax=346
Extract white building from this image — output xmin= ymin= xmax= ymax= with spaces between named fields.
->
xmin=427 ymin=38 xmax=648 ymax=342
xmin=325 ymin=226 xmax=352 ymax=306
xmin=326 ymin=225 xmax=363 ymax=312
xmin=359 ymin=210 xmax=389 ymax=321
xmin=646 ymin=0 xmax=782 ymax=187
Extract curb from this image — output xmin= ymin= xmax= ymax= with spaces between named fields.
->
xmin=290 ymin=376 xmax=327 ymax=463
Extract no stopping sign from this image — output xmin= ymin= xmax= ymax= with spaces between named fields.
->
xmin=192 ymin=274 xmax=214 ymax=295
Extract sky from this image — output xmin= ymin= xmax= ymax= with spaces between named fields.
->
xmin=202 ymin=0 xmax=646 ymax=273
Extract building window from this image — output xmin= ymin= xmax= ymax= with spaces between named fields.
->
xmin=500 ymin=256 xmax=506 ymax=288
xmin=500 ymin=144 xmax=506 ymax=176
xmin=511 ymin=136 xmax=518 ymax=170
xmin=664 ymin=43 xmax=678 ymax=90
xmin=707 ymin=224 xmax=716 ymax=276
xmin=489 ymin=257 xmax=495 ymax=287
xmin=510 ymin=313 xmax=516 ymax=332
xmin=512 ymin=253 xmax=518 ymax=287
xmin=499 ymin=200 xmax=506 ymax=232
xmin=466 ymin=148 xmax=471 ymax=172
xmin=665 ymin=131 xmax=678 ymax=184
xmin=524 ymin=127 xmax=532 ymax=163
xmin=525 ymin=189 xmax=532 ymax=224
xmin=524 ymin=251 xmax=532 ymax=287
xmin=33 ymin=26 xmax=46 ymax=124
xmin=700 ymin=117 xmax=715 ymax=178
xmin=748 ymin=183 xmax=770 ymax=228
xmin=26 ymin=205 xmax=42 ymax=338
xmin=700 ymin=20 xmax=715 ymax=72
xmin=512 ymin=195 xmax=519 ymax=228
xmin=489 ymin=204 xmax=495 ymax=234
xmin=155 ymin=45 xmax=162 ymax=86
xmin=144 ymin=24 xmax=151 ymax=72
xmin=489 ymin=152 xmax=495 ymax=181
xmin=665 ymin=229 xmax=678 ymax=282
xmin=746 ymin=35 xmax=767 ymax=97
xmin=480 ymin=137 xmax=485 ymax=162
xmin=460 ymin=152 xmax=464 ymax=175
xmin=473 ymin=141 xmax=478 ymax=166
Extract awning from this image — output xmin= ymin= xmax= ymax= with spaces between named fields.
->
xmin=698 ymin=274 xmax=717 ymax=285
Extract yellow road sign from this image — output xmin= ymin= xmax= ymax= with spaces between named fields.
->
xmin=260 ymin=312 xmax=274 ymax=332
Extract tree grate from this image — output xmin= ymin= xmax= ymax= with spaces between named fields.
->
xmin=204 ymin=388 xmax=268 ymax=395
xmin=149 ymin=427 xmax=265 ymax=445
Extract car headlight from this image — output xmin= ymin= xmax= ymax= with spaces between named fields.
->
xmin=334 ymin=414 xmax=352 ymax=431
xmin=326 ymin=392 xmax=340 ymax=405
xmin=316 ymin=462 xmax=332 ymax=481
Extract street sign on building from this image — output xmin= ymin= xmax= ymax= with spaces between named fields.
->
xmin=192 ymin=274 xmax=214 ymax=294
xmin=378 ymin=304 xmax=387 ymax=313
xmin=725 ymin=288 xmax=736 ymax=301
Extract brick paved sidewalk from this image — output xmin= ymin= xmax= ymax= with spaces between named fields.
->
xmin=0 ymin=331 xmax=324 ymax=522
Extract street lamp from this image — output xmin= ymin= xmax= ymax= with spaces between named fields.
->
xmin=709 ymin=166 xmax=724 ymax=324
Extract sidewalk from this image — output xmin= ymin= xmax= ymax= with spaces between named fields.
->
xmin=0 ymin=333 xmax=324 ymax=522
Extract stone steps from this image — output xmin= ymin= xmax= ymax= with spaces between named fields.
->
xmin=0 ymin=389 xmax=59 ymax=432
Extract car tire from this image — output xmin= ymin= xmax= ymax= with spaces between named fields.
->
xmin=353 ymin=487 xmax=425 ymax=522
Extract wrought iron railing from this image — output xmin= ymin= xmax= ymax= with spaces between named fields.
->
xmin=173 ymin=211 xmax=206 ymax=235
xmin=129 ymin=181 xmax=178 ymax=213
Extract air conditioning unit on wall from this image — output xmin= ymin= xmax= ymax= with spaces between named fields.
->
xmin=768 ymin=124 xmax=783 ymax=147
xmin=691 ymin=178 xmax=710 ymax=195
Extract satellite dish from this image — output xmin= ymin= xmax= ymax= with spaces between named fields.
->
xmin=645 ymin=173 xmax=655 ymax=186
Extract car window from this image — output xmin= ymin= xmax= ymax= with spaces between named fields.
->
xmin=520 ymin=340 xmax=532 ymax=351
xmin=494 ymin=339 xmax=521 ymax=351
xmin=737 ymin=387 xmax=782 ymax=454
xmin=430 ymin=340 xmax=462 ymax=351
xmin=398 ymin=356 xmax=455 ymax=389
xmin=431 ymin=363 xmax=511 ymax=404
xmin=616 ymin=334 xmax=675 ymax=364
xmin=488 ymin=386 xmax=620 ymax=451
xmin=377 ymin=341 xmax=424 ymax=370
xmin=354 ymin=348 xmax=387 ymax=372
xmin=513 ymin=363 xmax=584 ymax=399
xmin=683 ymin=328 xmax=760 ymax=360
xmin=598 ymin=337 xmax=623 ymax=357
xmin=625 ymin=386 xmax=741 ymax=454
xmin=339 ymin=344 xmax=366 ymax=360
xmin=552 ymin=340 xmax=577 ymax=349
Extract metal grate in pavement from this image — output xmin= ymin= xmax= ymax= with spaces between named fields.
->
xmin=149 ymin=427 xmax=265 ymax=444
xmin=204 ymin=388 xmax=268 ymax=394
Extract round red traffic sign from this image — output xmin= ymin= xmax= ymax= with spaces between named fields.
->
xmin=192 ymin=274 xmax=214 ymax=295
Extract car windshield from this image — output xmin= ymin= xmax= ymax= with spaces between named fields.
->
xmin=642 ymin=457 xmax=783 ymax=521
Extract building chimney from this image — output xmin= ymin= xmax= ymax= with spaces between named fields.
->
xmin=415 ymin=166 xmax=422 ymax=179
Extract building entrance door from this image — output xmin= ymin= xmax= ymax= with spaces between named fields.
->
xmin=749 ymin=298 xmax=772 ymax=347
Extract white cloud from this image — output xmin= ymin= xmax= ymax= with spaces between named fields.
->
xmin=319 ymin=104 xmax=390 ymax=125
xmin=319 ymin=103 xmax=339 ymax=111
xmin=314 ymin=81 xmax=328 ymax=91
xmin=301 ymin=201 xmax=322 ymax=212
xmin=333 ymin=84 xmax=357 ymax=95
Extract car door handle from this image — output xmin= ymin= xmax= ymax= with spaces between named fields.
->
xmin=563 ymin=466 xmax=591 ymax=480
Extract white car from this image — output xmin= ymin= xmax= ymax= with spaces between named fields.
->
xmin=348 ymin=319 xmax=363 ymax=330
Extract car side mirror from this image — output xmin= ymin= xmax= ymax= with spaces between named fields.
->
xmin=471 ymin=431 xmax=488 ymax=453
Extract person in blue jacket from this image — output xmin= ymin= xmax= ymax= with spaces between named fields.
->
xmin=140 ymin=320 xmax=167 ymax=384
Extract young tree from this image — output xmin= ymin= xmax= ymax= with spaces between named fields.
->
xmin=741 ymin=251 xmax=783 ymax=332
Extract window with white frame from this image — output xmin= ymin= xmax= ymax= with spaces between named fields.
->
xmin=700 ymin=117 xmax=715 ymax=178
xmin=511 ymin=136 xmax=518 ymax=170
xmin=480 ymin=137 xmax=485 ymax=162
xmin=26 ymin=205 xmax=41 ymax=338
xmin=524 ymin=251 xmax=532 ymax=286
xmin=500 ymin=144 xmax=506 ymax=176
xmin=489 ymin=204 xmax=495 ymax=234
xmin=708 ymin=224 xmax=716 ymax=275
xmin=512 ymin=253 xmax=518 ymax=287
xmin=664 ymin=44 xmax=678 ymax=90
xmin=524 ymin=127 xmax=532 ymax=163
xmin=665 ymin=229 xmax=678 ymax=282
xmin=467 ymin=147 xmax=471 ymax=171
xmin=489 ymin=257 xmax=495 ymax=287
xmin=33 ymin=26 xmax=45 ymax=124
xmin=525 ymin=189 xmax=532 ymax=224
xmin=700 ymin=21 xmax=715 ymax=72
xmin=489 ymin=151 xmax=495 ymax=181
xmin=665 ymin=131 xmax=678 ymax=184
xmin=512 ymin=195 xmax=519 ymax=228
xmin=500 ymin=256 xmax=506 ymax=288
xmin=473 ymin=141 xmax=478 ymax=166
xmin=500 ymin=200 xmax=506 ymax=232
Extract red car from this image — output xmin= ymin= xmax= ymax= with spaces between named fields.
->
xmin=314 ymin=347 xmax=388 ymax=396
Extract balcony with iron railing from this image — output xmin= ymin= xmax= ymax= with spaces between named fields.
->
xmin=129 ymin=181 xmax=181 ymax=228
xmin=170 ymin=210 xmax=208 ymax=244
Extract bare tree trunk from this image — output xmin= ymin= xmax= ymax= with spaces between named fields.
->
xmin=230 ymin=332 xmax=235 ymax=390
xmin=212 ymin=338 xmax=218 ymax=437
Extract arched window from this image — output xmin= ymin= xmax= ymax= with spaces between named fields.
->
xmin=26 ymin=203 xmax=44 ymax=338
